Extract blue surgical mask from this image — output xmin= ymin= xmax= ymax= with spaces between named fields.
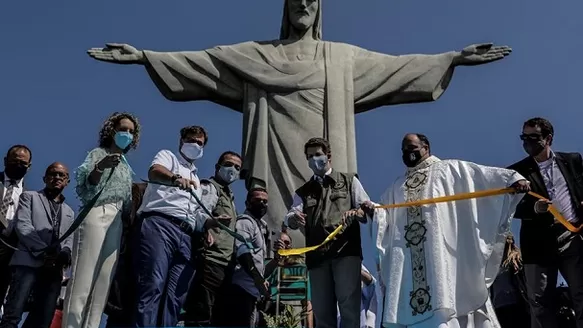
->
xmin=181 ymin=143 xmax=203 ymax=161
xmin=114 ymin=131 xmax=133 ymax=150
xmin=308 ymin=155 xmax=328 ymax=175
xmin=218 ymin=166 xmax=239 ymax=184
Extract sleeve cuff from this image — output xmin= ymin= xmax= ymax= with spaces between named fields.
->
xmin=507 ymin=171 xmax=524 ymax=187
xmin=236 ymin=245 xmax=251 ymax=257
xmin=283 ymin=214 xmax=291 ymax=228
xmin=195 ymin=217 xmax=208 ymax=232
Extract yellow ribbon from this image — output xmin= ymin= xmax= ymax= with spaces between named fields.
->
xmin=278 ymin=188 xmax=579 ymax=257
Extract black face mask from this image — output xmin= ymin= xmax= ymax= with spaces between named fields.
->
xmin=249 ymin=203 xmax=268 ymax=219
xmin=402 ymin=150 xmax=422 ymax=167
xmin=523 ymin=140 xmax=545 ymax=157
xmin=5 ymin=164 xmax=28 ymax=181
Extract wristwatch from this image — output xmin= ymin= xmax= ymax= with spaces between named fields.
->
xmin=171 ymin=174 xmax=182 ymax=184
xmin=95 ymin=163 xmax=104 ymax=173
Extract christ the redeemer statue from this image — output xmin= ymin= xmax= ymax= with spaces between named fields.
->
xmin=88 ymin=0 xmax=511 ymax=242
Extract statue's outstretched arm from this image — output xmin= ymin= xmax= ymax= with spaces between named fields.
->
xmin=452 ymin=43 xmax=512 ymax=67
xmin=87 ymin=43 xmax=145 ymax=65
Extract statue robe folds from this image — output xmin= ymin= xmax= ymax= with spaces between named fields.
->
xmin=143 ymin=41 xmax=455 ymax=234
xmin=372 ymin=156 xmax=525 ymax=328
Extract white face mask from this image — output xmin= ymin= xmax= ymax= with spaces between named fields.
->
xmin=181 ymin=143 xmax=203 ymax=161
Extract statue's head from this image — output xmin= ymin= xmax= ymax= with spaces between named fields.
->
xmin=280 ymin=0 xmax=322 ymax=40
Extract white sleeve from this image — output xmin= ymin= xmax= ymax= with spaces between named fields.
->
xmin=151 ymin=149 xmax=175 ymax=171
xmin=283 ymin=193 xmax=304 ymax=229
xmin=351 ymin=176 xmax=371 ymax=208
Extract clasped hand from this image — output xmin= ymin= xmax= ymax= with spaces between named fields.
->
xmin=173 ymin=177 xmax=198 ymax=191
xmin=288 ymin=211 xmax=306 ymax=227
xmin=97 ymin=154 xmax=121 ymax=170
xmin=510 ymin=180 xmax=531 ymax=194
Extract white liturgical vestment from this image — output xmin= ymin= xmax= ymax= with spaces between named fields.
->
xmin=372 ymin=156 xmax=525 ymax=328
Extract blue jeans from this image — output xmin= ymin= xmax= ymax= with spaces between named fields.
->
xmin=0 ymin=265 xmax=62 ymax=328
xmin=133 ymin=214 xmax=195 ymax=327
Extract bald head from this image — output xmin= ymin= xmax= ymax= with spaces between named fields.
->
xmin=401 ymin=133 xmax=430 ymax=167
xmin=44 ymin=162 xmax=70 ymax=193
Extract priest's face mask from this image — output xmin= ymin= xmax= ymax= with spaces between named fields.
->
xmin=520 ymin=125 xmax=552 ymax=157
xmin=401 ymin=135 xmax=429 ymax=168
xmin=287 ymin=0 xmax=319 ymax=32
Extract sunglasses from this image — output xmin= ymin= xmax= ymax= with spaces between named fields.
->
xmin=519 ymin=133 xmax=543 ymax=141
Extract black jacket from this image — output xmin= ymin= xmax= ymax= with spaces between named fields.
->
xmin=508 ymin=152 xmax=583 ymax=264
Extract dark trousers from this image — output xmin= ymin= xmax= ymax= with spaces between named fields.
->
xmin=0 ymin=246 xmax=14 ymax=306
xmin=495 ymin=304 xmax=530 ymax=328
xmin=132 ymin=215 xmax=195 ymax=327
xmin=309 ymin=256 xmax=361 ymax=328
xmin=525 ymin=231 xmax=583 ymax=328
xmin=221 ymin=284 xmax=257 ymax=327
xmin=183 ymin=258 xmax=232 ymax=326
xmin=105 ymin=216 xmax=142 ymax=328
xmin=0 ymin=266 xmax=62 ymax=328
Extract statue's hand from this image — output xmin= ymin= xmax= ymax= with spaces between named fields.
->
xmin=87 ymin=43 xmax=145 ymax=65
xmin=453 ymin=43 xmax=512 ymax=66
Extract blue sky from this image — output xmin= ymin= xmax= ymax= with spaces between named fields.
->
xmin=2 ymin=0 xmax=580 ymax=323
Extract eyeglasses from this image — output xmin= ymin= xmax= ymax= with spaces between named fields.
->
xmin=6 ymin=160 xmax=30 ymax=168
xmin=46 ymin=171 xmax=68 ymax=178
xmin=519 ymin=133 xmax=543 ymax=141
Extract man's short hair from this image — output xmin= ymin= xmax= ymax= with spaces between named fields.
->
xmin=6 ymin=145 xmax=32 ymax=162
xmin=524 ymin=117 xmax=554 ymax=144
xmin=416 ymin=133 xmax=431 ymax=152
xmin=180 ymin=126 xmax=208 ymax=145
xmin=304 ymin=137 xmax=331 ymax=155
xmin=246 ymin=187 xmax=267 ymax=202
xmin=217 ymin=151 xmax=242 ymax=165
xmin=404 ymin=133 xmax=431 ymax=152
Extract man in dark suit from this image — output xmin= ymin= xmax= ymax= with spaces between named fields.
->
xmin=0 ymin=162 xmax=74 ymax=328
xmin=508 ymin=117 xmax=583 ymax=328
xmin=0 ymin=145 xmax=32 ymax=312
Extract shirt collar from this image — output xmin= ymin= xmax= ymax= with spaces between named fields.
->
xmin=41 ymin=189 xmax=65 ymax=203
xmin=535 ymin=150 xmax=556 ymax=166
xmin=3 ymin=175 xmax=23 ymax=188
xmin=243 ymin=210 xmax=268 ymax=229
xmin=176 ymin=150 xmax=198 ymax=173
xmin=313 ymin=168 xmax=333 ymax=184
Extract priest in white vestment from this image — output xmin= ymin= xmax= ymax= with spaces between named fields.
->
xmin=364 ymin=133 xmax=530 ymax=328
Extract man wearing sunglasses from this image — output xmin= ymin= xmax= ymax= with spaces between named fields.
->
xmin=0 ymin=162 xmax=74 ymax=328
xmin=183 ymin=151 xmax=242 ymax=327
xmin=509 ymin=117 xmax=583 ymax=328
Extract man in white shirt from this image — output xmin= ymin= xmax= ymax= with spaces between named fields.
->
xmin=132 ymin=126 xmax=218 ymax=328
xmin=0 ymin=145 xmax=32 ymax=314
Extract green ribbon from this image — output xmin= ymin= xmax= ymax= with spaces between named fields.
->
xmin=140 ymin=179 xmax=256 ymax=251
